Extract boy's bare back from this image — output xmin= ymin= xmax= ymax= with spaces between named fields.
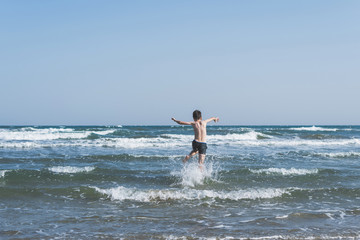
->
xmin=193 ymin=120 xmax=209 ymax=142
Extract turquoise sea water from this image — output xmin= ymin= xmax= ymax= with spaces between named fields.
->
xmin=1 ymin=125 xmax=360 ymax=239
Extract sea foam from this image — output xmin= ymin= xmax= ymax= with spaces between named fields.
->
xmin=250 ymin=168 xmax=318 ymax=176
xmin=0 ymin=128 xmax=115 ymax=141
xmin=93 ymin=186 xmax=289 ymax=202
xmin=48 ymin=166 xmax=95 ymax=174
xmin=209 ymin=131 xmax=271 ymax=141
xmin=317 ymin=152 xmax=360 ymax=158
xmin=2 ymin=137 xmax=360 ymax=149
xmin=163 ymin=131 xmax=270 ymax=142
xmin=1 ymin=127 xmax=359 ymax=149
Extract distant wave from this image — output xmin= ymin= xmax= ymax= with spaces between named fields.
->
xmin=1 ymin=136 xmax=360 ymax=149
xmin=250 ymin=168 xmax=318 ymax=176
xmin=1 ymin=127 xmax=359 ymax=149
xmin=316 ymin=152 xmax=360 ymax=158
xmin=48 ymin=166 xmax=95 ymax=174
xmin=0 ymin=128 xmax=116 ymax=141
xmin=237 ymin=138 xmax=360 ymax=147
xmin=93 ymin=186 xmax=289 ymax=202
xmin=289 ymin=126 xmax=338 ymax=131
xmin=210 ymin=131 xmax=271 ymax=141
xmin=163 ymin=131 xmax=271 ymax=141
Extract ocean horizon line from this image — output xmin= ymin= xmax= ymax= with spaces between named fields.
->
xmin=0 ymin=124 xmax=359 ymax=127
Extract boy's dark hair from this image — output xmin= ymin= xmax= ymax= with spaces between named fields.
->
xmin=193 ymin=110 xmax=202 ymax=121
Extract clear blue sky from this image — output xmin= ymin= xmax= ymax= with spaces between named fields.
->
xmin=1 ymin=0 xmax=359 ymax=125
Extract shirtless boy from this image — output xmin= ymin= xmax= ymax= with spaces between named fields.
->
xmin=171 ymin=110 xmax=219 ymax=167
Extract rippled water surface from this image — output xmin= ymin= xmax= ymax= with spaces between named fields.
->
xmin=1 ymin=125 xmax=360 ymax=239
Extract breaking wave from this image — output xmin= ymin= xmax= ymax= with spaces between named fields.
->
xmin=316 ymin=152 xmax=360 ymax=158
xmin=250 ymin=167 xmax=319 ymax=176
xmin=1 ymin=137 xmax=360 ymax=149
xmin=48 ymin=166 xmax=95 ymax=174
xmin=93 ymin=186 xmax=290 ymax=202
xmin=289 ymin=126 xmax=338 ymax=131
xmin=0 ymin=127 xmax=115 ymax=141
xmin=0 ymin=170 xmax=10 ymax=178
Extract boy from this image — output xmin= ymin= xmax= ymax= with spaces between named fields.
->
xmin=172 ymin=110 xmax=219 ymax=167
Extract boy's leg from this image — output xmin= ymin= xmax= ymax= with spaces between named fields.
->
xmin=183 ymin=150 xmax=198 ymax=163
xmin=198 ymin=154 xmax=206 ymax=165
xmin=198 ymin=142 xmax=207 ymax=167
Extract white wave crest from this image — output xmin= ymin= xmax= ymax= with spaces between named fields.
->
xmin=1 ymin=134 xmax=359 ymax=149
xmin=236 ymin=138 xmax=360 ymax=147
xmin=317 ymin=152 xmax=360 ymax=158
xmin=0 ymin=170 xmax=10 ymax=178
xmin=250 ymin=168 xmax=318 ymax=175
xmin=48 ymin=166 xmax=95 ymax=174
xmin=163 ymin=131 xmax=270 ymax=142
xmin=210 ymin=131 xmax=271 ymax=141
xmin=93 ymin=186 xmax=289 ymax=202
xmin=289 ymin=126 xmax=337 ymax=131
xmin=0 ymin=128 xmax=115 ymax=141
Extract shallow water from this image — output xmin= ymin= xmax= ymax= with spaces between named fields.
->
xmin=1 ymin=125 xmax=360 ymax=239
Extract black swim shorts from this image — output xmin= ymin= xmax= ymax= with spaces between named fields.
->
xmin=192 ymin=140 xmax=207 ymax=155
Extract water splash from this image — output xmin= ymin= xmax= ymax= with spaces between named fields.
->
xmin=171 ymin=161 xmax=219 ymax=187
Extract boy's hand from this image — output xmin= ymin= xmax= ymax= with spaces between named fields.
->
xmin=171 ymin=117 xmax=176 ymax=121
xmin=214 ymin=117 xmax=219 ymax=123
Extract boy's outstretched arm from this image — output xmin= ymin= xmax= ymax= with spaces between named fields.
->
xmin=204 ymin=117 xmax=219 ymax=123
xmin=171 ymin=118 xmax=193 ymax=125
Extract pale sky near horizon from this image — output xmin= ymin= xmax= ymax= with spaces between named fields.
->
xmin=1 ymin=1 xmax=359 ymax=125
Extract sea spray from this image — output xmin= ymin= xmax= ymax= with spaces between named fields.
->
xmin=170 ymin=161 xmax=220 ymax=187
xmin=180 ymin=162 xmax=210 ymax=187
